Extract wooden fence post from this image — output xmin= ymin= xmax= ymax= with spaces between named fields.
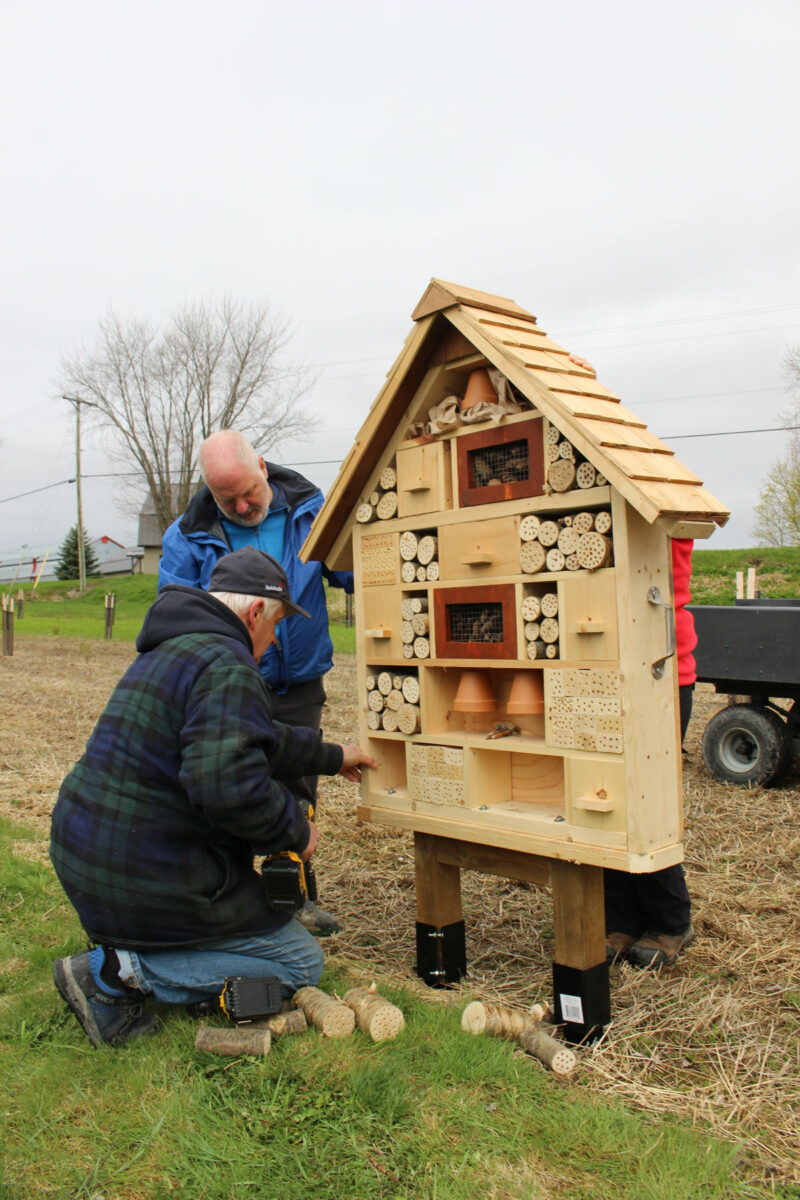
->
xmin=104 ymin=593 xmax=116 ymax=639
xmin=2 ymin=595 xmax=14 ymax=656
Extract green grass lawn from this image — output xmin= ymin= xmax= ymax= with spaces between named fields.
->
xmin=0 ymin=815 xmax=757 ymax=1200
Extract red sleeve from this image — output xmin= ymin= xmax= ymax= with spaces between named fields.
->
xmin=671 ymin=538 xmax=697 ymax=685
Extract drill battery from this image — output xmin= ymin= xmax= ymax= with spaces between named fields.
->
xmin=261 ymin=851 xmax=317 ymax=912
xmin=189 ymin=975 xmax=283 ymax=1023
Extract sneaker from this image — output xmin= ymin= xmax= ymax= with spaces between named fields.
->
xmin=606 ymin=932 xmax=636 ymax=963
xmin=626 ymin=926 xmax=696 ymax=970
xmin=295 ymin=899 xmax=341 ymax=937
xmin=53 ymin=952 xmax=160 ymax=1048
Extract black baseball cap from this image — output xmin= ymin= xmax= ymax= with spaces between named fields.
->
xmin=209 ymin=547 xmax=311 ymax=619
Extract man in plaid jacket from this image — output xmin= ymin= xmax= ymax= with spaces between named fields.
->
xmin=50 ymin=547 xmax=375 ymax=1048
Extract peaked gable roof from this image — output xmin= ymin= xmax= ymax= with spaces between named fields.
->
xmin=302 ymin=279 xmax=729 ymax=567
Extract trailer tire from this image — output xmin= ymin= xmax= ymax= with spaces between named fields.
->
xmin=701 ymin=704 xmax=791 ymax=787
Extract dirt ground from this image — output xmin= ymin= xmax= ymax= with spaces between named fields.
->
xmin=1 ymin=637 xmax=798 ymax=1190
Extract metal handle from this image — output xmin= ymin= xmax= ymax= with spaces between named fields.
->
xmin=647 ymin=586 xmax=676 ymax=679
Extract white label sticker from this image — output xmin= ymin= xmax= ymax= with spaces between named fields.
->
xmin=559 ymin=993 xmax=584 ymax=1024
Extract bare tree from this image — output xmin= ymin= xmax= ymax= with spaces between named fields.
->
xmin=751 ymin=347 xmax=800 ymax=546
xmin=58 ymin=298 xmax=317 ymax=533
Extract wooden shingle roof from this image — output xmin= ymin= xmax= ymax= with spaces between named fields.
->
xmin=302 ymin=279 xmax=729 ymax=567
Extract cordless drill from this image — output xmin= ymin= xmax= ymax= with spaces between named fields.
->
xmin=260 ymin=803 xmax=317 ymax=912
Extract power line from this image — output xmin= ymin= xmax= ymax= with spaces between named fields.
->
xmin=662 ymin=425 xmax=800 ymax=440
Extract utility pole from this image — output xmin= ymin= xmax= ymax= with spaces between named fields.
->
xmin=62 ymin=395 xmax=87 ymax=592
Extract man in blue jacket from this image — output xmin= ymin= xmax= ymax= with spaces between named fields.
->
xmin=159 ymin=430 xmax=353 ymax=936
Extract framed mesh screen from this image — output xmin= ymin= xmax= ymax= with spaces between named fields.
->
xmin=447 ymin=602 xmax=504 ymax=643
xmin=468 ymin=439 xmax=529 ymax=488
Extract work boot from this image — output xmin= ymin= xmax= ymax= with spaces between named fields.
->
xmin=53 ymin=952 xmax=160 ymax=1048
xmin=626 ymin=926 xmax=696 ymax=970
xmin=606 ymin=932 xmax=636 ymax=963
xmin=296 ymin=899 xmax=341 ymax=937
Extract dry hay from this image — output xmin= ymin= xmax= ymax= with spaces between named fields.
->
xmin=2 ymin=638 xmax=799 ymax=1189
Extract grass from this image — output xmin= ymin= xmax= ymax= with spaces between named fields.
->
xmin=0 ymin=818 xmax=757 ymax=1200
xmin=4 ymin=575 xmax=357 ymax=652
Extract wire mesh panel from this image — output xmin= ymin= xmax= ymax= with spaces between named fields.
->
xmin=469 ymin=439 xmax=529 ymax=488
xmin=447 ymin=602 xmax=504 ymax=643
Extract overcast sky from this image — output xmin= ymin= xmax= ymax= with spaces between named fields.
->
xmin=2 ymin=0 xmax=799 ymax=561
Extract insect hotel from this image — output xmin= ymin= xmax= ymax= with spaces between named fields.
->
xmin=301 ymin=279 xmax=729 ymax=1041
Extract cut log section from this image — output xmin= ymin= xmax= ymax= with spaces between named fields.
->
xmin=344 ymin=987 xmax=405 ymax=1041
xmin=519 ymin=514 xmax=540 ymax=542
xmin=576 ymin=461 xmax=597 ymax=489
xmin=416 ymin=566 xmax=427 ymax=582
xmin=540 ymin=592 xmax=559 ymax=618
xmin=397 ymin=703 xmax=421 ymax=734
xmin=546 ymin=443 xmax=561 ymax=464
xmin=537 ymin=520 xmax=560 ymax=547
xmin=413 ymin=636 xmax=430 ymax=659
xmin=546 ymin=425 xmax=561 ymax=446
xmin=293 ymin=987 xmax=356 ymax=1037
xmin=401 ymin=675 xmax=420 ymax=703
xmin=524 ymin=621 xmax=541 ymax=642
xmin=402 ymin=644 xmax=415 ymax=659
xmin=545 ymin=548 xmax=565 ymax=573
xmin=548 ymin=458 xmax=576 ymax=493
xmin=557 ymin=526 xmax=580 ymax=556
xmin=368 ymin=491 xmax=380 ymax=508
xmin=385 ymin=689 xmax=404 ymax=711
xmin=460 ymin=1000 xmax=576 ymax=1077
xmin=417 ymin=536 xmax=438 ymax=565
xmin=411 ymin=597 xmax=428 ymax=614
xmin=379 ymin=465 xmax=397 ymax=490
xmin=572 ymin=511 xmax=595 ymax=534
xmin=527 ymin=640 xmax=547 ymax=659
xmin=519 ymin=541 xmax=546 ymax=574
xmin=399 ymin=531 xmax=419 ymax=561
xmin=367 ymin=690 xmax=385 ymax=712
xmin=595 ymin=510 xmax=612 ymax=535
xmin=545 ymin=643 xmax=559 ymax=659
xmin=540 ymin=617 xmax=560 ymax=644
xmin=520 ymin=595 xmax=542 ymax=621
xmin=401 ymin=620 xmax=415 ymax=644
xmin=558 ymin=440 xmax=575 ymax=459
xmin=577 ymin=532 xmax=612 ymax=570
xmin=366 ymin=710 xmax=381 ymax=730
xmin=265 ymin=1010 xmax=308 ymax=1037
xmin=356 ymin=503 xmax=377 ymax=524
xmin=377 ymin=671 xmax=393 ymax=695
xmin=565 ymin=553 xmax=581 ymax=571
xmin=411 ymin=613 xmax=430 ymax=636
xmin=401 ymin=561 xmax=418 ymax=583
xmin=195 ymin=1026 xmax=271 ymax=1057
xmin=425 ymin=561 xmax=440 ymax=581
xmin=366 ymin=675 xmax=377 ymax=691
xmin=376 ymin=491 xmax=398 ymax=520
xmin=381 ymin=708 xmax=399 ymax=732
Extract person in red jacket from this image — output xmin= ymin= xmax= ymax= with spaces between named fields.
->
xmin=604 ymin=538 xmax=697 ymax=968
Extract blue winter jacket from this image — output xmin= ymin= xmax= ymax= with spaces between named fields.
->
xmin=159 ymin=463 xmax=352 ymax=693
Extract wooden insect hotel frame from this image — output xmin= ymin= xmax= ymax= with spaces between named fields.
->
xmin=301 ymin=279 xmax=729 ymax=1040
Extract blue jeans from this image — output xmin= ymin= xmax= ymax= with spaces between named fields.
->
xmin=114 ymin=919 xmax=324 ymax=1006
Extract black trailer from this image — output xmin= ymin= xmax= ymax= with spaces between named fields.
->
xmin=687 ymin=600 xmax=800 ymax=786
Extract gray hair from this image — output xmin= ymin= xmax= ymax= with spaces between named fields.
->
xmin=209 ymin=592 xmax=283 ymax=620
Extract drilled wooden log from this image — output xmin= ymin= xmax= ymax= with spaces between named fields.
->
xmin=401 ymin=675 xmax=420 ymax=703
xmin=577 ymin=531 xmax=612 ymax=570
xmin=385 ymin=689 xmax=404 ymax=711
xmin=519 ymin=541 xmax=546 ymax=574
xmin=412 ymin=613 xmax=430 ymax=636
xmin=376 ymin=491 xmax=398 ymax=520
xmin=417 ymin=535 xmax=438 ymax=565
xmin=410 ymin=596 xmax=428 ymax=614
xmin=540 ymin=592 xmax=559 ymax=618
xmin=546 ymin=443 xmax=561 ymax=464
xmin=366 ymin=710 xmax=381 ymax=730
xmin=293 ymin=987 xmax=355 ymax=1037
xmin=558 ymin=440 xmax=574 ymax=460
xmin=546 ymin=424 xmax=561 ymax=446
xmin=399 ymin=531 xmax=419 ymax=561
xmin=356 ymin=503 xmax=377 ymax=524
xmin=377 ymin=671 xmax=393 ymax=695
xmin=401 ymin=561 xmax=418 ymax=583
xmin=520 ymin=594 xmax=541 ymax=621
xmin=366 ymin=674 xmax=377 ymax=691
xmin=401 ymin=598 xmax=415 ymax=621
xmin=594 ymin=510 xmax=612 ymax=535
xmin=397 ymin=703 xmax=420 ymax=735
xmin=575 ymin=461 xmax=597 ymax=489
xmin=536 ymin=520 xmax=559 ymax=547
xmin=548 ymin=458 xmax=576 ymax=493
xmin=195 ymin=1026 xmax=271 ymax=1057
xmin=519 ymin=514 xmax=540 ymax=542
xmin=565 ymin=553 xmax=581 ymax=571
xmin=546 ymin=548 xmax=565 ymax=573
xmin=545 ymin=643 xmax=559 ymax=659
xmin=368 ymin=490 xmax=381 ymax=507
xmin=425 ymin=561 xmax=439 ymax=581
xmin=572 ymin=511 xmax=595 ymax=534
xmin=557 ymin=526 xmax=580 ymax=556
xmin=344 ymin=988 xmax=405 ymax=1041
xmin=367 ymin=690 xmax=385 ymax=712
xmin=540 ymin=617 xmax=560 ymax=644
xmin=527 ymin=639 xmax=547 ymax=659
xmin=413 ymin=636 xmax=430 ymax=659
xmin=381 ymin=708 xmax=399 ymax=732
xmin=519 ymin=1028 xmax=576 ymax=1076
xmin=524 ymin=621 xmax=541 ymax=642
xmin=461 ymin=1001 xmax=576 ymax=1077
xmin=402 ymin=644 xmax=415 ymax=659
xmin=595 ymin=472 xmax=607 ymax=486
xmin=380 ymin=465 xmax=397 ymax=490
xmin=400 ymin=620 xmax=415 ymax=644
xmin=416 ymin=566 xmax=427 ymax=582
xmin=392 ymin=675 xmax=404 ymax=690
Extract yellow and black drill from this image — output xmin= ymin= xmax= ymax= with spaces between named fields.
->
xmin=260 ymin=804 xmax=317 ymax=913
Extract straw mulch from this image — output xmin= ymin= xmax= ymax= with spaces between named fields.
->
xmin=2 ymin=638 xmax=798 ymax=1190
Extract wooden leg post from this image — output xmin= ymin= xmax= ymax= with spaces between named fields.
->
xmin=550 ymin=861 xmax=610 ymax=1044
xmin=414 ymin=832 xmax=466 ymax=986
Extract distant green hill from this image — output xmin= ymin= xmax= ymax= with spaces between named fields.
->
xmin=691 ymin=545 xmax=800 ymax=605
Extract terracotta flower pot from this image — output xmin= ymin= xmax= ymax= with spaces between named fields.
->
xmin=453 ymin=669 xmax=497 ymax=713
xmin=460 ymin=368 xmax=497 ymax=411
xmin=506 ymin=670 xmax=545 ymax=715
